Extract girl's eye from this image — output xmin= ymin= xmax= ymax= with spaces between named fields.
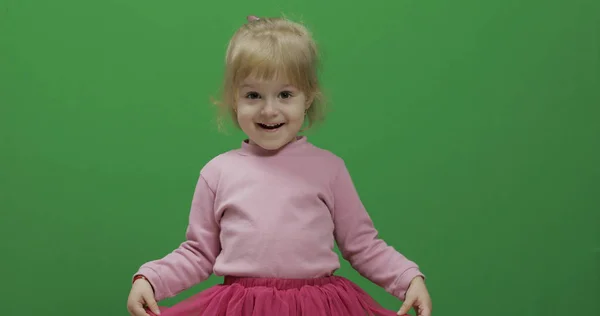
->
xmin=279 ymin=91 xmax=293 ymax=99
xmin=245 ymin=92 xmax=260 ymax=99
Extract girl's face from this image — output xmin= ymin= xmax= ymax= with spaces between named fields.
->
xmin=236 ymin=76 xmax=310 ymax=151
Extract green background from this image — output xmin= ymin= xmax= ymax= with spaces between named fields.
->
xmin=1 ymin=0 xmax=598 ymax=315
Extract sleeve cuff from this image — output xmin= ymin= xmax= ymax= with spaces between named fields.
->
xmin=390 ymin=267 xmax=425 ymax=301
xmin=134 ymin=267 xmax=170 ymax=302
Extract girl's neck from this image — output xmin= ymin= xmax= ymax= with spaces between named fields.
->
xmin=241 ymin=136 xmax=307 ymax=156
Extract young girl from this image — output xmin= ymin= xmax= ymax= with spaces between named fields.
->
xmin=127 ymin=15 xmax=432 ymax=316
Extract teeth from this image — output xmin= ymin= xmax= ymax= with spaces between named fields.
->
xmin=259 ymin=123 xmax=282 ymax=127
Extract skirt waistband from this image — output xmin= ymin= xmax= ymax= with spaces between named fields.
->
xmin=223 ymin=275 xmax=341 ymax=290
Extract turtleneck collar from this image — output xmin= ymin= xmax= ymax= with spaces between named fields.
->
xmin=239 ymin=136 xmax=309 ymax=156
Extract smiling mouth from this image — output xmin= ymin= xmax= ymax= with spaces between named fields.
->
xmin=257 ymin=123 xmax=285 ymax=130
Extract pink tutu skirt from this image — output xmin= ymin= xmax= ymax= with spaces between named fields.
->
xmin=147 ymin=275 xmax=403 ymax=316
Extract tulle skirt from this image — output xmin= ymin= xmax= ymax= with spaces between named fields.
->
xmin=147 ymin=275 xmax=402 ymax=316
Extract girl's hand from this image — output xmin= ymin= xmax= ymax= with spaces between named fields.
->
xmin=397 ymin=276 xmax=432 ymax=316
xmin=127 ymin=278 xmax=161 ymax=316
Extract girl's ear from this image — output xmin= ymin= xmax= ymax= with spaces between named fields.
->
xmin=305 ymin=92 xmax=314 ymax=109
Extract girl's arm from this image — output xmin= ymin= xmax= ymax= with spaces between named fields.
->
xmin=331 ymin=161 xmax=424 ymax=301
xmin=134 ymin=173 xmax=220 ymax=301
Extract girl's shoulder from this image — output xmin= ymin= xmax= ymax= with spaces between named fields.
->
xmin=196 ymin=150 xmax=239 ymax=181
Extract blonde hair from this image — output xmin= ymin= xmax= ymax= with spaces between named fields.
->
xmin=214 ymin=16 xmax=326 ymax=131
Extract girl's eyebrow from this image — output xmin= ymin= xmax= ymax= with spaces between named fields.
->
xmin=239 ymin=83 xmax=296 ymax=89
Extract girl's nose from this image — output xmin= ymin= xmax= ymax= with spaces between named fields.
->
xmin=260 ymin=99 xmax=277 ymax=116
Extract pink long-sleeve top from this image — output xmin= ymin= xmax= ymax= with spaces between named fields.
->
xmin=135 ymin=136 xmax=424 ymax=301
